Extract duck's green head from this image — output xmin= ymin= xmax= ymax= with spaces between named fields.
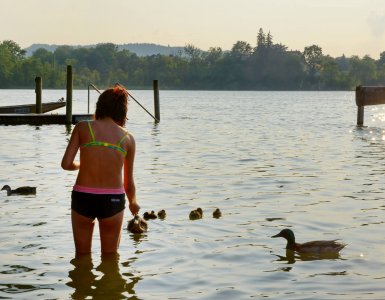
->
xmin=272 ymin=228 xmax=296 ymax=244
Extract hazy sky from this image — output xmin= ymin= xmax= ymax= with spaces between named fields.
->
xmin=1 ymin=0 xmax=385 ymax=58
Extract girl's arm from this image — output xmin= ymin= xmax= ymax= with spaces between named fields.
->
xmin=124 ymin=134 xmax=140 ymax=215
xmin=61 ymin=124 xmax=81 ymax=171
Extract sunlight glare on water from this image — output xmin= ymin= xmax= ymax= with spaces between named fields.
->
xmin=0 ymin=90 xmax=385 ymax=299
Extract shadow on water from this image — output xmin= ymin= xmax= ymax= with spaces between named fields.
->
xmin=66 ymin=253 xmax=140 ymax=299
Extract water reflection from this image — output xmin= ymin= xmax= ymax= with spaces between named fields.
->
xmin=65 ymin=124 xmax=73 ymax=135
xmin=67 ymin=253 xmax=140 ymax=299
xmin=129 ymin=231 xmax=148 ymax=244
xmin=151 ymin=123 xmax=160 ymax=137
xmin=273 ymin=249 xmax=343 ymax=271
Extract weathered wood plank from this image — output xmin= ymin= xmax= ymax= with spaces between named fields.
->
xmin=356 ymin=86 xmax=385 ymax=106
xmin=0 ymin=114 xmax=92 ymax=125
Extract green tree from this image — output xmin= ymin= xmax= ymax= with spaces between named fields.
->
xmin=256 ymin=28 xmax=266 ymax=49
xmin=16 ymin=57 xmax=45 ymax=88
xmin=319 ymin=55 xmax=351 ymax=90
xmin=32 ymin=48 xmax=54 ymax=64
xmin=303 ymin=45 xmax=323 ymax=88
xmin=1 ymin=40 xmax=26 ymax=61
xmin=204 ymin=47 xmax=223 ymax=65
xmin=184 ymin=44 xmax=203 ymax=61
xmin=378 ymin=51 xmax=385 ymax=67
xmin=348 ymin=55 xmax=377 ymax=86
xmin=0 ymin=44 xmax=14 ymax=87
xmin=230 ymin=41 xmax=253 ymax=59
xmin=266 ymin=31 xmax=273 ymax=48
xmin=1 ymin=38 xmax=384 ymax=90
xmin=0 ymin=40 xmax=27 ymax=87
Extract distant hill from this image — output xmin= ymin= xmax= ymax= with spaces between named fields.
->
xmin=25 ymin=43 xmax=186 ymax=57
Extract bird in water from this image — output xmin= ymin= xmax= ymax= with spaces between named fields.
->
xmin=189 ymin=208 xmax=203 ymax=220
xmin=271 ymin=228 xmax=346 ymax=254
xmin=1 ymin=185 xmax=36 ymax=196
xmin=127 ymin=215 xmax=148 ymax=234
xmin=212 ymin=208 xmax=222 ymax=218
xmin=157 ymin=209 xmax=166 ymax=219
xmin=143 ymin=210 xmax=157 ymax=220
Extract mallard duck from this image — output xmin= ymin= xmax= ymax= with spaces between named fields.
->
xmin=212 ymin=208 xmax=222 ymax=218
xmin=189 ymin=208 xmax=203 ymax=220
xmin=157 ymin=209 xmax=166 ymax=219
xmin=127 ymin=215 xmax=148 ymax=234
xmin=1 ymin=185 xmax=36 ymax=196
xmin=272 ymin=228 xmax=346 ymax=254
xmin=143 ymin=210 xmax=157 ymax=220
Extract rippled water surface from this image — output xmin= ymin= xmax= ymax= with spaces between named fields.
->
xmin=1 ymin=90 xmax=385 ymax=299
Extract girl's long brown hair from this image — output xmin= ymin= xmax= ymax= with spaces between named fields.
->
xmin=95 ymin=85 xmax=128 ymax=126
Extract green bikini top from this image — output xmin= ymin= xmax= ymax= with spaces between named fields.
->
xmin=81 ymin=121 xmax=128 ymax=156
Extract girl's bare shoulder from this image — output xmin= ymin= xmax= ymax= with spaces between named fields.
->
xmin=73 ymin=121 xmax=92 ymax=142
xmin=74 ymin=120 xmax=90 ymax=131
xmin=122 ymin=130 xmax=135 ymax=150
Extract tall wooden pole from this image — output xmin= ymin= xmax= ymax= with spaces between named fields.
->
xmin=35 ymin=77 xmax=42 ymax=114
xmin=66 ymin=65 xmax=73 ymax=124
xmin=153 ymin=80 xmax=160 ymax=123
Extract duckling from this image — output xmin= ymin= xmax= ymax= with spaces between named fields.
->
xmin=272 ymin=228 xmax=346 ymax=254
xmin=189 ymin=207 xmax=203 ymax=220
xmin=143 ymin=210 xmax=157 ymax=220
xmin=1 ymin=185 xmax=36 ymax=196
xmin=157 ymin=209 xmax=166 ymax=219
xmin=127 ymin=215 xmax=148 ymax=234
xmin=212 ymin=208 xmax=222 ymax=218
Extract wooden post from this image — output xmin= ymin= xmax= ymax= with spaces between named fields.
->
xmin=66 ymin=65 xmax=73 ymax=124
xmin=153 ymin=80 xmax=160 ymax=123
xmin=35 ymin=77 xmax=42 ymax=114
xmin=357 ymin=106 xmax=364 ymax=126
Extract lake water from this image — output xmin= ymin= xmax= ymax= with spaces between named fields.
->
xmin=1 ymin=89 xmax=385 ymax=299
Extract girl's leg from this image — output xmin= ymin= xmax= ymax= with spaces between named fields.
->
xmin=98 ymin=211 xmax=125 ymax=253
xmin=71 ymin=210 xmax=95 ymax=254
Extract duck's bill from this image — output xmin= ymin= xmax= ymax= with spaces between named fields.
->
xmin=271 ymin=233 xmax=281 ymax=238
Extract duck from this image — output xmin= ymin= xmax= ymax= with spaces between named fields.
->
xmin=212 ymin=208 xmax=222 ymax=218
xmin=143 ymin=210 xmax=157 ymax=220
xmin=189 ymin=208 xmax=203 ymax=220
xmin=157 ymin=209 xmax=166 ymax=219
xmin=127 ymin=215 xmax=148 ymax=234
xmin=1 ymin=185 xmax=36 ymax=196
xmin=271 ymin=228 xmax=346 ymax=254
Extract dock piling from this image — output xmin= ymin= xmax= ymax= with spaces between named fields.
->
xmin=153 ymin=80 xmax=160 ymax=123
xmin=35 ymin=77 xmax=42 ymax=114
xmin=357 ymin=106 xmax=364 ymax=126
xmin=66 ymin=65 xmax=73 ymax=125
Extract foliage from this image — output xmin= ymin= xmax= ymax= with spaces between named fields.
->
xmin=0 ymin=31 xmax=384 ymax=90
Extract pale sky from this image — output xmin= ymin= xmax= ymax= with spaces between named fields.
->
xmin=1 ymin=0 xmax=385 ymax=58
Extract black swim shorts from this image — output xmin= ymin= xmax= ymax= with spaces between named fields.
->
xmin=71 ymin=190 xmax=126 ymax=219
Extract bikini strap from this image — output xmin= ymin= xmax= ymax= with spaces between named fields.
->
xmin=117 ymin=132 xmax=128 ymax=146
xmin=87 ymin=121 xmax=95 ymax=142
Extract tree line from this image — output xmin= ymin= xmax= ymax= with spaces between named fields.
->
xmin=1 ymin=29 xmax=385 ymax=90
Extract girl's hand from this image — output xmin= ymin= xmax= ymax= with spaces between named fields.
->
xmin=129 ymin=200 xmax=140 ymax=216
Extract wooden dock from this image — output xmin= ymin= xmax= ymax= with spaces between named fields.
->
xmin=0 ymin=65 xmax=160 ymax=126
xmin=0 ymin=114 xmax=92 ymax=125
xmin=0 ymin=66 xmax=93 ymax=126
xmin=356 ymin=86 xmax=385 ymax=126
